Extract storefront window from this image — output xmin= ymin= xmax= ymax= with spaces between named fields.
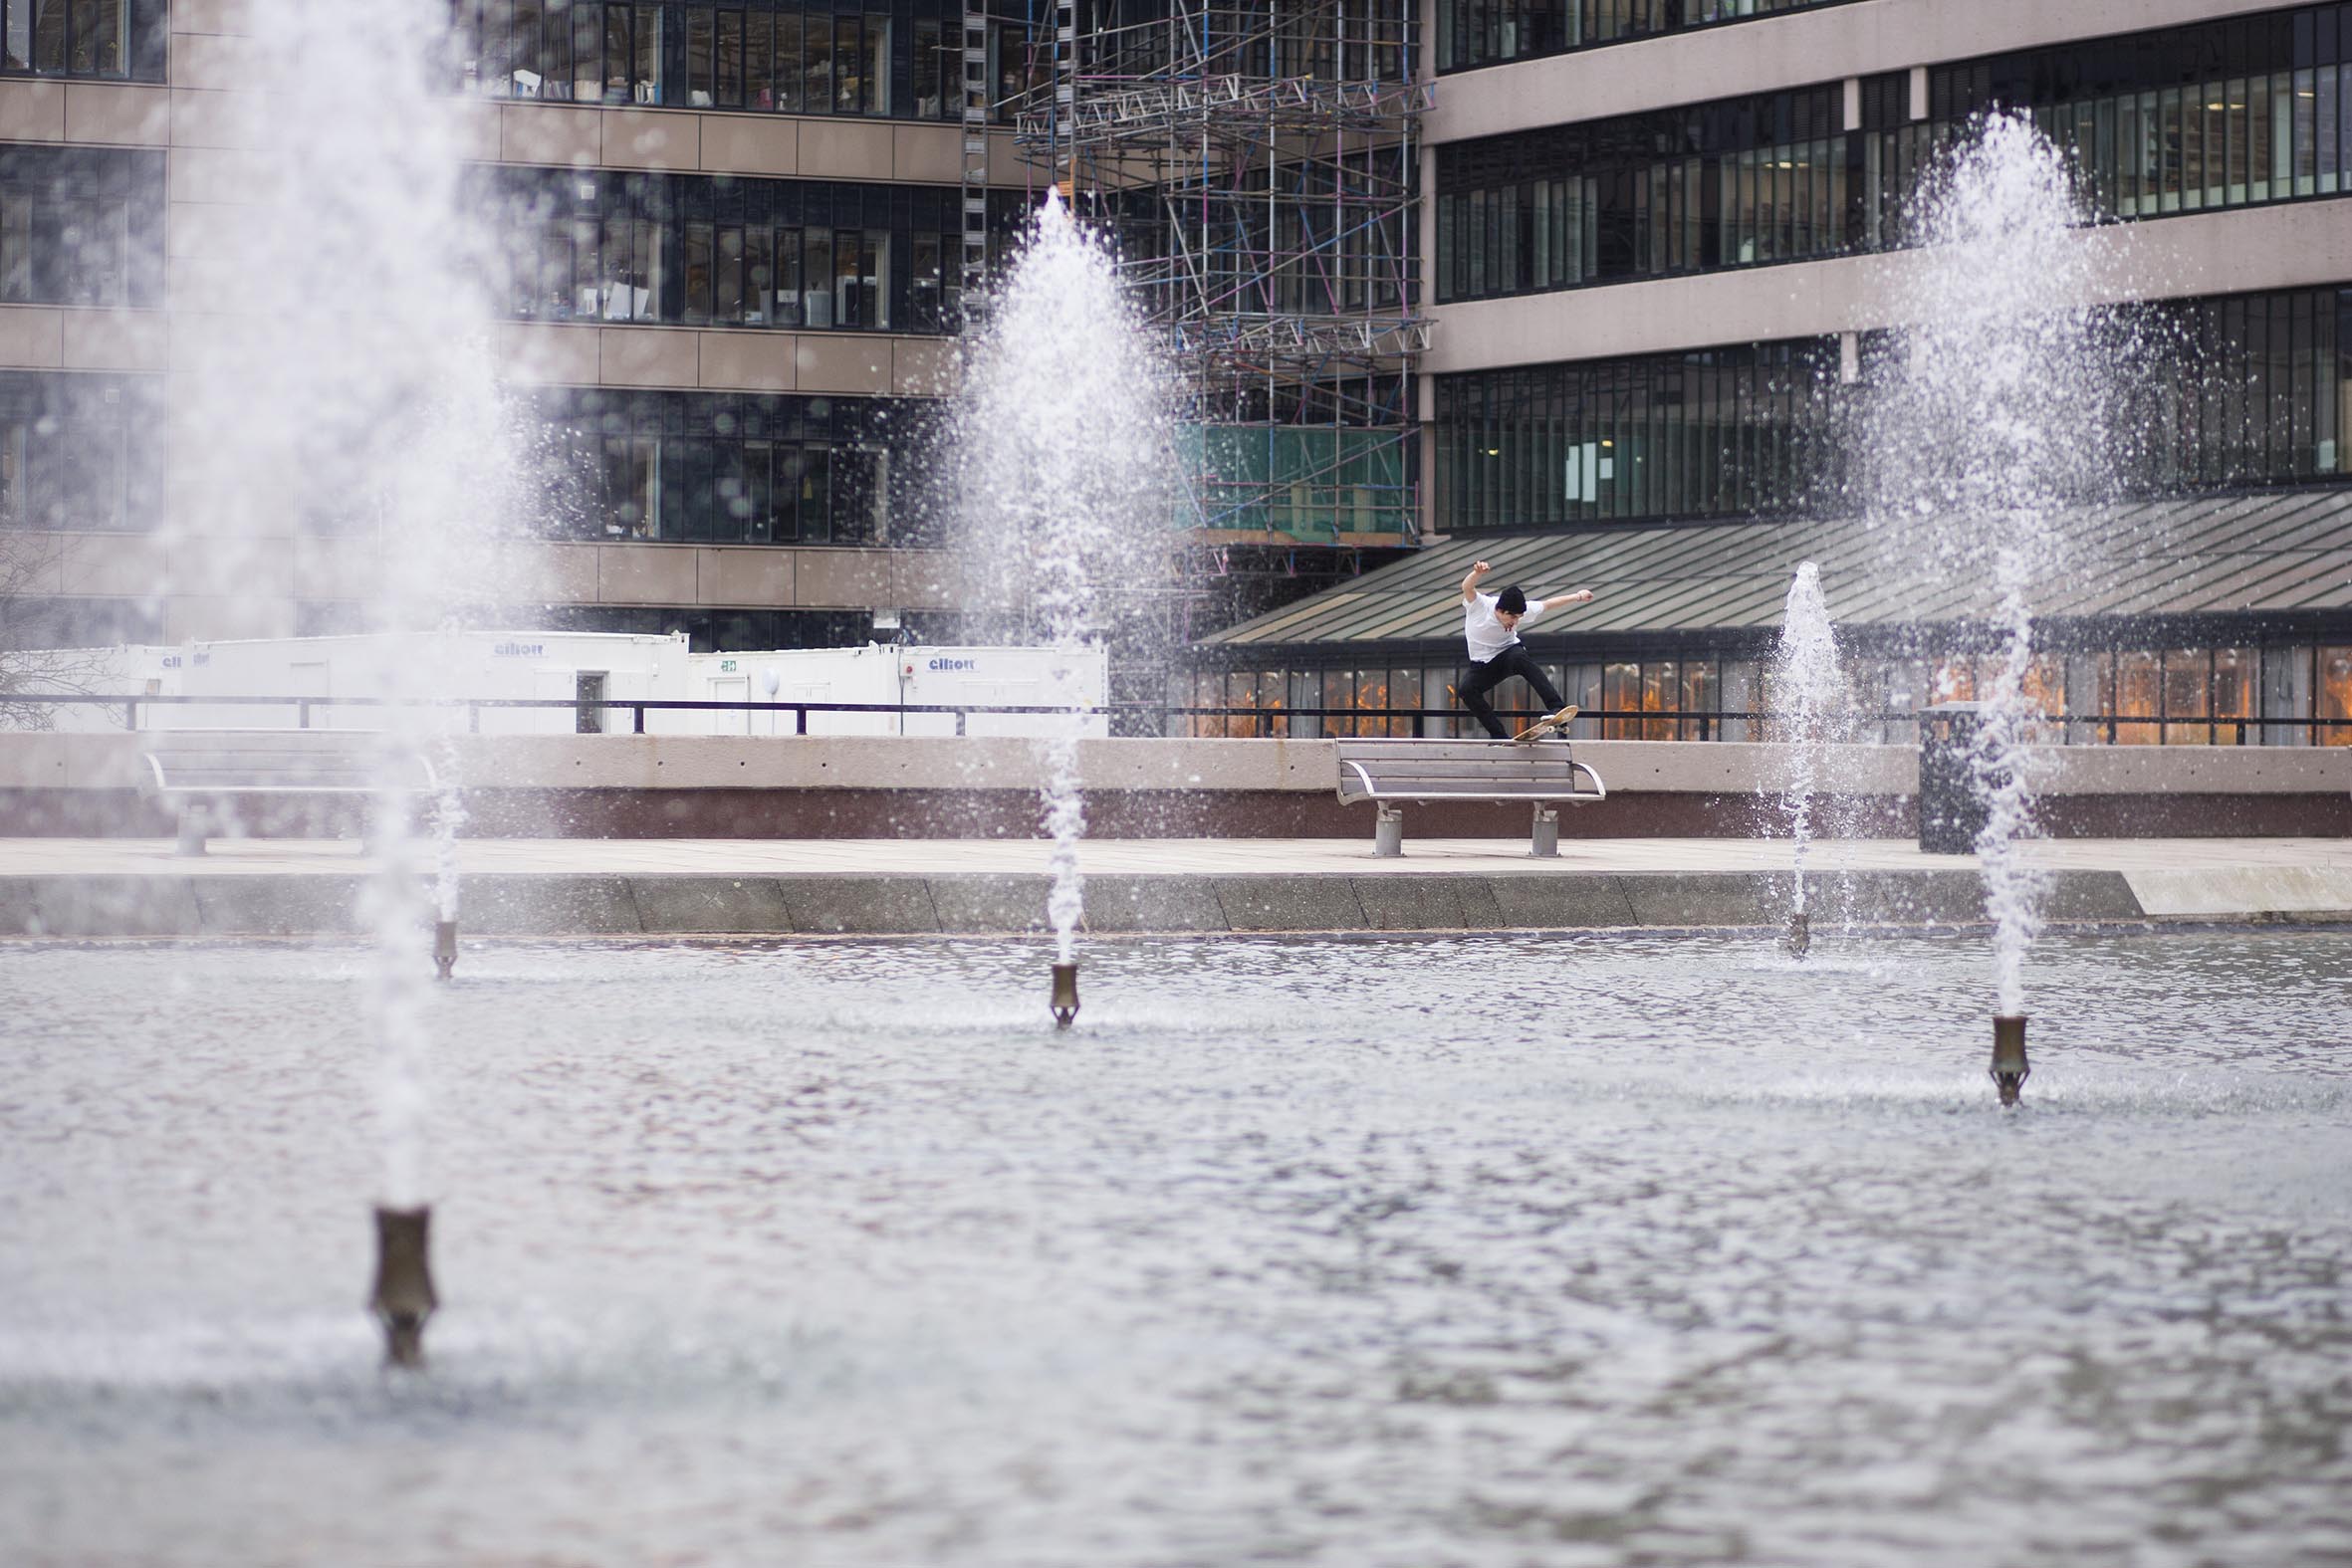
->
xmin=2321 ymin=645 xmax=2352 ymax=745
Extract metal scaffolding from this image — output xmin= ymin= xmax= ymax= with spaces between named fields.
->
xmin=1006 ymin=0 xmax=1430 ymax=553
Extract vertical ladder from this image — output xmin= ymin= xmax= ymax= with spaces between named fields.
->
xmin=960 ymin=0 xmax=991 ymax=324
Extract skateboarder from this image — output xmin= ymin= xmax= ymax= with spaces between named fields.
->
xmin=1456 ymin=560 xmax=1594 ymax=740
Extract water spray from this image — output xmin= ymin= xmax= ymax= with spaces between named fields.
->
xmin=960 ymin=193 xmax=1171 ymax=1039
xmin=1991 ymin=1014 xmax=2030 ymax=1106
xmin=432 ymin=919 xmax=457 ymax=981
xmin=1768 ymin=562 xmax=1847 ymax=961
xmin=1863 ymin=116 xmax=2125 ymax=1103
xmin=367 ymin=1204 xmax=437 ymax=1368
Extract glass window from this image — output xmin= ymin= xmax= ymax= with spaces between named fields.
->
xmin=834 ymin=17 xmax=859 ymax=114
xmin=481 ymin=168 xmax=962 ymax=336
xmin=1442 ymin=7 xmax=2352 ymax=311
xmin=862 ymin=16 xmax=887 ymax=116
xmin=686 ymin=7 xmax=712 ymax=106
xmin=743 ymin=223 xmax=771 ymax=324
xmin=745 ymin=10 xmax=771 ymax=109
xmin=804 ymin=17 xmax=832 ymax=118
xmin=716 ymin=8 xmax=743 ymax=109
xmin=2161 ymin=649 xmax=2211 ymax=744
xmin=2112 ymin=650 xmax=2161 ymax=745
xmin=0 ymin=371 xmax=152 ymax=531
xmin=30 ymin=0 xmax=63 ymax=72
xmin=683 ymin=218 xmax=712 ymax=323
xmin=0 ymin=145 xmax=160 ymax=308
xmin=774 ymin=11 xmax=803 ymax=112
xmin=2321 ymin=645 xmax=2352 ymax=745
xmin=599 ymin=4 xmax=631 ymax=102
xmin=631 ymin=2 xmax=661 ymax=103
xmin=2213 ymin=647 xmax=2257 ymax=745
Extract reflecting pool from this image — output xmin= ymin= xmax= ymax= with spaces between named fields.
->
xmin=4 ymin=932 xmax=2349 ymax=1566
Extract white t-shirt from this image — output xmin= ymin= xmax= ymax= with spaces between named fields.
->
xmin=1464 ymin=592 xmax=1546 ymax=663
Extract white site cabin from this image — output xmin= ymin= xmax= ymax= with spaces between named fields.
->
xmin=685 ymin=644 xmax=1108 ymax=737
xmin=14 ymin=631 xmax=1106 ymax=739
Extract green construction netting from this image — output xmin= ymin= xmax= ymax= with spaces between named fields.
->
xmin=1175 ymin=425 xmax=1415 ymax=541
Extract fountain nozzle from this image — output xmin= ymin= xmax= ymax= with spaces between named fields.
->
xmin=432 ymin=920 xmax=457 ymax=982
xmin=1991 ymin=1014 xmax=2029 ymax=1106
xmin=368 ymin=1204 xmax=438 ymax=1369
xmin=1784 ymin=910 xmax=1809 ymax=959
xmin=1050 ymin=961 xmax=1079 ymax=1027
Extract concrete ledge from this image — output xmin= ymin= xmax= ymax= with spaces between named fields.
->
xmin=188 ymin=874 xmax=368 ymax=936
xmin=2125 ymin=865 xmax=2352 ymax=919
xmin=0 ymin=867 xmax=2215 ymax=938
xmin=926 ymin=874 xmax=1055 ymax=933
xmin=1078 ymin=875 xmax=1230 ymax=933
xmin=1833 ymin=870 xmax=1989 ymax=926
xmin=1485 ymin=874 xmax=1643 ymax=928
xmin=630 ymin=874 xmax=792 ymax=933
xmin=1215 ymin=877 xmax=1369 ymax=932
xmin=2041 ymin=871 xmax=2151 ymax=923
xmin=7 ymin=736 xmax=2345 ymax=845
xmin=1619 ymin=872 xmax=1776 ymax=928
xmin=775 ymin=875 xmax=940 ymax=934
xmin=465 ymin=874 xmax=644 ymax=936
xmin=10 ymin=733 xmax=2344 ymax=798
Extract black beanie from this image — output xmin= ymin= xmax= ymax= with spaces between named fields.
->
xmin=1496 ymin=585 xmax=1528 ymax=615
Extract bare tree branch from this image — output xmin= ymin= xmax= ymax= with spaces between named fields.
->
xmin=0 ymin=531 xmax=125 ymax=731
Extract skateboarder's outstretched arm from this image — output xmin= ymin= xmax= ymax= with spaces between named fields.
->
xmin=1461 ymin=560 xmax=1493 ymax=604
xmin=1519 ymin=585 xmax=1597 ymax=625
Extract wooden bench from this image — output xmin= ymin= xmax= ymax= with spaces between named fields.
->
xmin=1334 ymin=737 xmax=1607 ymax=857
xmin=140 ymin=731 xmax=439 ymax=855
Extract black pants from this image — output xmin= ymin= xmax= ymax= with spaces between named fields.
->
xmin=1458 ymin=644 xmax=1566 ymax=739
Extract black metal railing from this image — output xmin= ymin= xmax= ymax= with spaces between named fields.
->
xmin=2 ymin=692 xmax=2348 ymax=745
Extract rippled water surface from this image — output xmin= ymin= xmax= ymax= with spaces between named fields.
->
xmin=4 ymin=932 xmax=2350 ymax=1567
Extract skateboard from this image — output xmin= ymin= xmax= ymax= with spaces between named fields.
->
xmin=1511 ymin=704 xmax=1579 ymax=743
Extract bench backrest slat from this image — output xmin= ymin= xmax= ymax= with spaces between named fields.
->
xmin=140 ymin=731 xmax=436 ymax=794
xmin=1333 ymin=737 xmax=1602 ymax=805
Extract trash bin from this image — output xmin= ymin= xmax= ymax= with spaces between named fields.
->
xmin=1918 ymin=702 xmax=1988 ymax=854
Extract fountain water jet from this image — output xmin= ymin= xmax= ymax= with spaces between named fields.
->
xmin=1861 ymin=113 xmax=2142 ymax=1097
xmin=957 ymin=193 xmax=1174 ymax=1022
xmin=1768 ymin=561 xmax=1849 ymax=958
xmin=201 ymin=0 xmax=525 ymax=1353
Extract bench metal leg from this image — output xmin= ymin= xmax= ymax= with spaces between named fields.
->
xmin=174 ymin=801 xmax=209 ymax=857
xmin=1374 ymin=803 xmax=1403 ymax=858
xmin=1529 ymin=803 xmax=1559 ymax=858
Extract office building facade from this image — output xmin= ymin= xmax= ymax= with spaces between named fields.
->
xmin=0 ymin=0 xmax=1058 ymax=658
xmin=1196 ymin=0 xmax=2352 ymax=745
